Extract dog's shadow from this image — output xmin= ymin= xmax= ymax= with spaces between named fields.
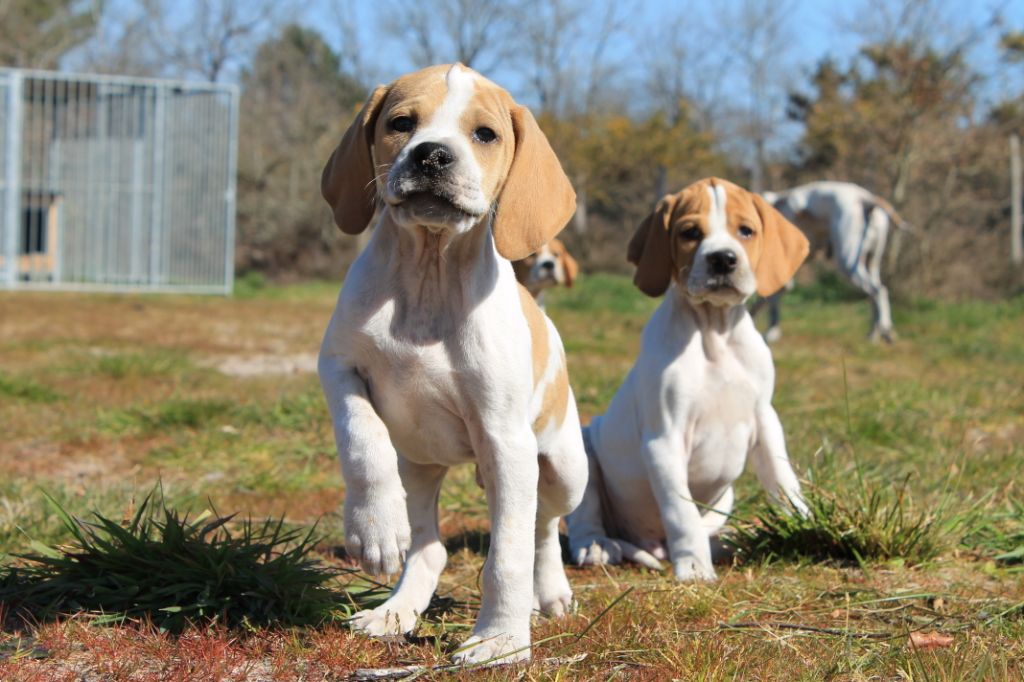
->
xmin=443 ymin=529 xmax=491 ymax=556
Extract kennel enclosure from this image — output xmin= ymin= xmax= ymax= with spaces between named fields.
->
xmin=0 ymin=68 xmax=238 ymax=293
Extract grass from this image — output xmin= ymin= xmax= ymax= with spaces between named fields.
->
xmin=0 ymin=488 xmax=360 ymax=632
xmin=0 ymin=275 xmax=1022 ymax=679
xmin=727 ymin=476 xmax=956 ymax=567
xmin=0 ymin=371 xmax=61 ymax=403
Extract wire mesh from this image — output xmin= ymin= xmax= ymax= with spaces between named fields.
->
xmin=0 ymin=69 xmax=238 ymax=294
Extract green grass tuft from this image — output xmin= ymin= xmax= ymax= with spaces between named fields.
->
xmin=962 ymin=498 xmax=1024 ymax=567
xmin=0 ymin=488 xmax=377 ymax=631
xmin=103 ymin=398 xmax=234 ymax=433
xmin=727 ymin=476 xmax=956 ymax=566
xmin=0 ymin=371 xmax=61 ymax=403
xmin=93 ymin=351 xmax=192 ymax=380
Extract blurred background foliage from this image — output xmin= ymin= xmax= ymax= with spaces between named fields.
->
xmin=3 ymin=0 xmax=1023 ymax=297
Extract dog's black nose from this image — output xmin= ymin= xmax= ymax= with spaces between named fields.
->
xmin=412 ymin=142 xmax=455 ymax=177
xmin=539 ymin=260 xmax=555 ymax=272
xmin=706 ymin=250 xmax=738 ymax=275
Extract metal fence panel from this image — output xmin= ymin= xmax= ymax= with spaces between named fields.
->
xmin=0 ymin=68 xmax=237 ymax=294
xmin=0 ymin=72 xmax=7 ymax=284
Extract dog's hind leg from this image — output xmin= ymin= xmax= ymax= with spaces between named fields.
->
xmin=533 ymin=396 xmax=588 ymax=617
xmin=349 ymin=459 xmax=448 ymax=636
xmin=848 ymin=262 xmax=893 ymax=343
xmin=764 ymin=288 xmax=788 ymax=344
xmin=565 ymin=423 xmax=663 ymax=570
xmin=864 ymin=210 xmax=894 ymax=342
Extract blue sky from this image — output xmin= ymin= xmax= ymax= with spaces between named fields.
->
xmin=300 ymin=0 xmax=1024 ymax=112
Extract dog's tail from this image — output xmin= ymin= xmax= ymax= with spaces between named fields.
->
xmin=864 ymin=194 xmax=915 ymax=233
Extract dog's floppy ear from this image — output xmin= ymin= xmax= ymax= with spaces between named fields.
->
xmin=492 ymin=105 xmax=576 ymax=261
xmin=321 ymin=85 xmax=390 ymax=234
xmin=628 ymin=194 xmax=677 ymax=297
xmin=751 ymin=193 xmax=809 ymax=297
xmin=561 ymin=248 xmax=579 ymax=288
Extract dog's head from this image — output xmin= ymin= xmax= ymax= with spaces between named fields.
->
xmin=628 ymin=178 xmax=808 ymax=305
xmin=321 ymin=64 xmax=575 ymax=260
xmin=513 ymin=238 xmax=579 ymax=295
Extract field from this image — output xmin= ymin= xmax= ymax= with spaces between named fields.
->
xmin=1 ymin=273 xmax=1023 ymax=681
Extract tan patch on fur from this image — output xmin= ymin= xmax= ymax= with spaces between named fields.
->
xmin=535 ymin=363 xmax=569 ymax=433
xmin=517 ymin=285 xmax=568 ymax=432
xmin=518 ymin=285 xmax=547 ymax=386
xmin=628 ymin=178 xmax=807 ymax=298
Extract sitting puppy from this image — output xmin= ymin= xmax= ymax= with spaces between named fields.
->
xmin=512 ymin=238 xmax=579 ymax=308
xmin=566 ymin=178 xmax=810 ymax=581
xmin=317 ymin=64 xmax=587 ymax=664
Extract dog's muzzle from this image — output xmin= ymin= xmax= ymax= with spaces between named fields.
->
xmin=412 ymin=141 xmax=455 ymax=178
xmin=387 ymin=141 xmax=484 ymax=223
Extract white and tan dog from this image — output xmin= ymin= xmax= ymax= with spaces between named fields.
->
xmin=758 ymin=181 xmax=910 ymax=343
xmin=566 ymin=178 xmax=810 ymax=581
xmin=513 ymin=237 xmax=579 ymax=307
xmin=318 ymin=64 xmax=588 ymax=663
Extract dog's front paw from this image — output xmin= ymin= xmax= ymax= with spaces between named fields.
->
xmin=672 ymin=555 xmax=716 ymax=582
xmin=789 ymin=495 xmax=811 ymax=519
xmin=350 ymin=601 xmax=418 ymax=636
xmin=344 ymin=487 xmax=411 ymax=577
xmin=452 ymin=629 xmax=530 ymax=666
xmin=533 ymin=566 xmax=573 ymax=617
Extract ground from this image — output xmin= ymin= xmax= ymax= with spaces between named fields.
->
xmin=0 ymin=273 xmax=1022 ymax=681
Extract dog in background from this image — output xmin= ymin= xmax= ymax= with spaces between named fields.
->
xmin=756 ymin=180 xmax=910 ymax=343
xmin=566 ymin=177 xmax=810 ymax=581
xmin=318 ymin=64 xmax=588 ymax=664
xmin=513 ymin=237 xmax=579 ymax=308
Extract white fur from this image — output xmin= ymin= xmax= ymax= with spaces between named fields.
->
xmin=320 ymin=69 xmax=587 ymax=665
xmin=565 ymin=188 xmax=808 ymax=582
xmin=758 ymin=181 xmax=900 ymax=343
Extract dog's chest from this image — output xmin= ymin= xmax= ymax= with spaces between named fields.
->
xmin=345 ymin=300 xmax=500 ymax=466
xmin=683 ymin=355 xmax=759 ymax=498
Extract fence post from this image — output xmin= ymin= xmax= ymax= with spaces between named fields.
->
xmin=3 ymin=71 xmax=23 ymax=286
xmin=223 ymin=84 xmax=239 ymax=295
xmin=1012 ymin=133 xmax=1022 ymax=266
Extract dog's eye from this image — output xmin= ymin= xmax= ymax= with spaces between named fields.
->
xmin=390 ymin=116 xmax=415 ymax=133
xmin=680 ymin=226 xmax=703 ymax=241
xmin=738 ymin=225 xmax=755 ymax=239
xmin=473 ymin=127 xmax=497 ymax=143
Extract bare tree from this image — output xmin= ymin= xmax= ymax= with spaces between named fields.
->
xmin=720 ymin=0 xmax=798 ymax=192
xmin=381 ymin=0 xmax=520 ymax=72
xmin=326 ymin=0 xmax=380 ymax=87
xmin=74 ymin=0 xmax=163 ymax=76
xmin=638 ymin=4 xmax=730 ymax=198
xmin=515 ymin=0 xmax=632 ymax=116
xmin=90 ymin=0 xmax=291 ymax=82
xmin=0 ymin=0 xmax=102 ymax=69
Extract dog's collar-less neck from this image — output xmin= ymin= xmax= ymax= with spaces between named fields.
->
xmin=669 ymin=288 xmax=748 ymax=361
xmin=370 ymin=210 xmax=500 ymax=317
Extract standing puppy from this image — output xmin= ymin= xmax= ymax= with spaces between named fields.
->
xmin=513 ymin=238 xmax=580 ymax=308
xmin=566 ymin=178 xmax=809 ymax=581
xmin=318 ymin=64 xmax=588 ymax=664
xmin=758 ymin=181 xmax=909 ymax=343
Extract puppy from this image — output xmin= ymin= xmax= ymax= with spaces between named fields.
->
xmin=566 ymin=178 xmax=810 ymax=581
xmin=513 ymin=238 xmax=579 ymax=308
xmin=318 ymin=64 xmax=587 ymax=664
